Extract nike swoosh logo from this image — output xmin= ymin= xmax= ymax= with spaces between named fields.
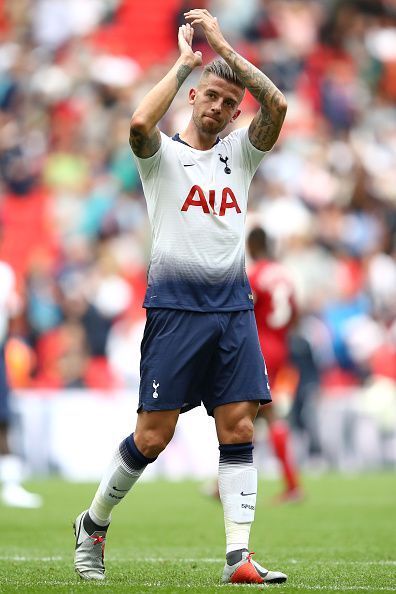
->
xmin=241 ymin=491 xmax=256 ymax=496
xmin=112 ymin=486 xmax=128 ymax=492
xmin=183 ymin=164 xmax=195 ymax=167
xmin=75 ymin=517 xmax=83 ymax=549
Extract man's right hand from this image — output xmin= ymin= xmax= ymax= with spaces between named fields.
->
xmin=129 ymin=23 xmax=202 ymax=159
xmin=178 ymin=23 xmax=202 ymax=69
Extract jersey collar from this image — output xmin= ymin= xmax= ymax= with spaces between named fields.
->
xmin=171 ymin=133 xmax=221 ymax=149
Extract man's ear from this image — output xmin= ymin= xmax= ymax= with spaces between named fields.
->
xmin=188 ymin=88 xmax=197 ymax=105
xmin=230 ymin=109 xmax=241 ymax=122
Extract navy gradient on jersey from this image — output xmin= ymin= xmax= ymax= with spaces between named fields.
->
xmin=144 ymin=276 xmax=254 ymax=311
xmin=138 ymin=308 xmax=271 ymax=416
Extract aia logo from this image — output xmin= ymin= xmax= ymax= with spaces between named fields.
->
xmin=181 ymin=185 xmax=241 ymax=216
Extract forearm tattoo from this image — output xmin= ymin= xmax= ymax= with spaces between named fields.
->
xmin=129 ymin=64 xmax=191 ymax=157
xmin=225 ymin=49 xmax=286 ymax=150
xmin=176 ymin=64 xmax=193 ymax=90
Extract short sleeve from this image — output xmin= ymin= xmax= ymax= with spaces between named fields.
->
xmin=232 ymin=127 xmax=267 ymax=179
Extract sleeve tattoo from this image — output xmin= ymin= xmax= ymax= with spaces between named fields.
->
xmin=129 ymin=63 xmax=192 ymax=158
xmin=129 ymin=127 xmax=161 ymax=159
xmin=225 ymin=50 xmax=287 ymax=151
xmin=176 ymin=64 xmax=192 ymax=90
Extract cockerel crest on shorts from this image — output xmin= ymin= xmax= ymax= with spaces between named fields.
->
xmin=152 ymin=380 xmax=160 ymax=399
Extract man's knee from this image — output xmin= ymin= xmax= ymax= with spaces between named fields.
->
xmin=221 ymin=416 xmax=255 ymax=444
xmin=215 ymin=401 xmax=259 ymax=444
xmin=134 ymin=409 xmax=179 ymax=457
xmin=233 ymin=416 xmax=255 ymax=443
xmin=134 ymin=426 xmax=175 ymax=458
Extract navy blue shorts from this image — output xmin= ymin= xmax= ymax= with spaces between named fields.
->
xmin=0 ymin=347 xmax=10 ymax=424
xmin=139 ymin=309 xmax=271 ymax=416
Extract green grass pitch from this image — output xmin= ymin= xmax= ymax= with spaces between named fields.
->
xmin=0 ymin=474 xmax=395 ymax=593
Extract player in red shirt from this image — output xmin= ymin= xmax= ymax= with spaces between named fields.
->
xmin=248 ymin=227 xmax=302 ymax=502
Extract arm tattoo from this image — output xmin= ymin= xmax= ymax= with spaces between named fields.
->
xmin=129 ymin=127 xmax=161 ymax=158
xmin=248 ymin=107 xmax=286 ymax=151
xmin=129 ymin=64 xmax=191 ymax=157
xmin=224 ymin=49 xmax=287 ymax=150
xmin=176 ymin=64 xmax=193 ymax=90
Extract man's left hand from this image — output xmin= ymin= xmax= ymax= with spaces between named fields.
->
xmin=184 ymin=9 xmax=228 ymax=54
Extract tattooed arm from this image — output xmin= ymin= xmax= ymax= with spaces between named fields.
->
xmin=129 ymin=24 xmax=202 ymax=158
xmin=225 ymin=50 xmax=287 ymax=151
xmin=185 ymin=9 xmax=287 ymax=151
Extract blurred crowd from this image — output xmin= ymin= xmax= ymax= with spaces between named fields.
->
xmin=0 ymin=0 xmax=395 ymax=450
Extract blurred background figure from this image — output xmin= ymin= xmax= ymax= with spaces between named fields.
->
xmin=247 ymin=227 xmax=303 ymax=503
xmin=0 ymin=245 xmax=42 ymax=507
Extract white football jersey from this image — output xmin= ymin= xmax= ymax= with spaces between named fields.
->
xmin=133 ymin=127 xmax=266 ymax=311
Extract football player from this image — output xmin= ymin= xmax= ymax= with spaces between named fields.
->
xmin=74 ymin=9 xmax=287 ymax=586
xmin=0 ymin=256 xmax=42 ymax=508
xmin=248 ymin=227 xmax=302 ymax=503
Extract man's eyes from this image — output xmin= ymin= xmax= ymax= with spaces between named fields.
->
xmin=206 ymin=93 xmax=235 ymax=107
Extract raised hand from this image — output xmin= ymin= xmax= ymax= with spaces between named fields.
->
xmin=184 ymin=9 xmax=227 ymax=54
xmin=185 ymin=8 xmax=287 ymax=152
xmin=178 ymin=23 xmax=202 ymax=69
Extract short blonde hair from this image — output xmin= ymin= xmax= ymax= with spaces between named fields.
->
xmin=202 ymin=59 xmax=245 ymax=91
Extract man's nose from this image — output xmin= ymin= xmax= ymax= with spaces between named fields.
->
xmin=211 ymin=100 xmax=222 ymax=112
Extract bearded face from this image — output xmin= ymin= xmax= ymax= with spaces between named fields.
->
xmin=190 ymin=74 xmax=243 ymax=135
